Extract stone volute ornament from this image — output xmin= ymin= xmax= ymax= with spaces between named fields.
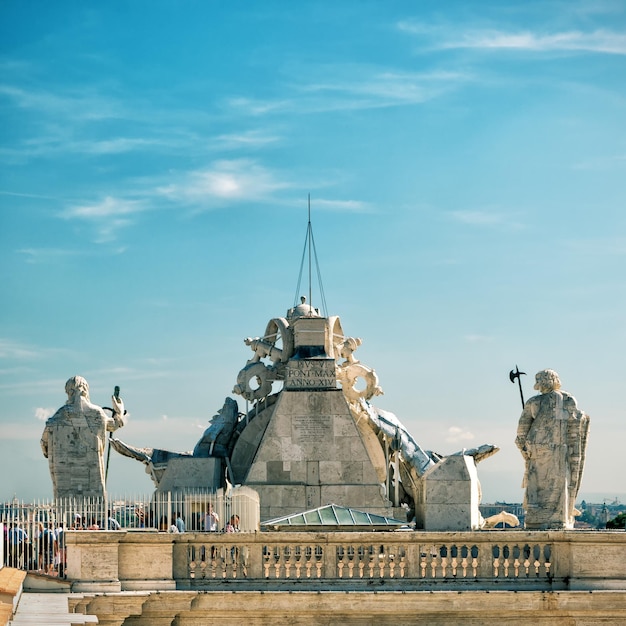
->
xmin=515 ymin=369 xmax=590 ymax=530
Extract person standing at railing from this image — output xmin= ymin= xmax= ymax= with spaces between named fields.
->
xmin=55 ymin=522 xmax=66 ymax=578
xmin=203 ymin=503 xmax=219 ymax=532
xmin=174 ymin=511 xmax=186 ymax=533
xmin=107 ymin=511 xmax=121 ymax=530
xmin=224 ymin=515 xmax=240 ymax=533
xmin=8 ymin=522 xmax=28 ymax=569
xmin=41 ymin=523 xmax=56 ymax=574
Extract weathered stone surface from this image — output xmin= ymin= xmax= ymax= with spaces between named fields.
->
xmin=240 ymin=388 xmax=391 ymax=520
xmin=41 ymin=376 xmax=126 ymax=499
xmin=516 ymin=369 xmax=590 ymax=530
xmin=419 ymin=455 xmax=482 ymax=531
xmin=155 ymin=458 xmax=221 ymax=493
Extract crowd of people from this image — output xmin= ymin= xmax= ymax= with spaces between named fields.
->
xmin=3 ymin=520 xmax=66 ymax=577
xmin=2 ymin=505 xmax=243 ymax=576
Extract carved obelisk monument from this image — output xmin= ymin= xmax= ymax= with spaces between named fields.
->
xmin=231 ymin=299 xmax=391 ymax=520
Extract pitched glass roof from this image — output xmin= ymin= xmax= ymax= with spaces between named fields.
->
xmin=262 ymin=503 xmax=407 ymax=530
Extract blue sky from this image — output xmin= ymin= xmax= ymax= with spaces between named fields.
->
xmin=1 ymin=1 xmax=625 ymax=504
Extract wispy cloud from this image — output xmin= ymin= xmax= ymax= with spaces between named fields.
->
xmin=228 ymin=67 xmax=471 ymax=116
xmin=565 ymin=237 xmax=626 ymax=255
xmin=61 ymin=196 xmax=145 ymax=243
xmin=0 ymin=339 xmax=40 ymax=360
xmin=464 ymin=334 xmax=494 ymax=343
xmin=398 ymin=21 xmax=626 ymax=55
xmin=0 ymin=422 xmax=45 ymax=440
xmin=445 ymin=426 xmax=475 ymax=444
xmin=448 ymin=209 xmax=524 ymax=229
xmin=157 ymin=159 xmax=292 ymax=207
xmin=312 ymin=198 xmax=373 ymax=213
xmin=0 ymin=339 xmax=77 ymax=363
xmin=63 ymin=196 xmax=144 ymax=219
xmin=215 ymin=130 xmax=281 ymax=149
xmin=0 ymin=84 xmax=123 ymax=120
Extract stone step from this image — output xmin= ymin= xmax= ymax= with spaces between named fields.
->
xmin=9 ymin=593 xmax=97 ymax=626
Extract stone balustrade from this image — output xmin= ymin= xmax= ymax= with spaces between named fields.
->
xmin=65 ymin=529 xmax=626 ymax=593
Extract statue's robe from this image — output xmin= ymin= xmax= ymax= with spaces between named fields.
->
xmin=41 ymin=396 xmax=119 ymax=499
xmin=516 ymin=390 xmax=589 ymax=529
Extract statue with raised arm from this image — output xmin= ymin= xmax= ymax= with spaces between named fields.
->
xmin=41 ymin=376 xmax=126 ymax=499
xmin=515 ymin=369 xmax=590 ymax=530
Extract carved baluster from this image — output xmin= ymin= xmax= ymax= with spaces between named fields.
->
xmin=440 ymin=545 xmax=449 ymax=578
xmin=533 ymin=544 xmax=542 ymax=577
xmin=419 ymin=546 xmax=428 ymax=578
xmin=470 ymin=545 xmax=479 ymax=578
xmin=336 ymin=545 xmax=345 ymax=578
xmin=397 ymin=545 xmax=406 ymax=578
xmin=449 ymin=545 xmax=458 ymax=577
xmin=367 ymin=545 xmax=376 ymax=578
xmin=388 ymin=545 xmax=396 ymax=579
xmin=347 ymin=545 xmax=355 ymax=579
xmin=200 ymin=544 xmax=208 ymax=579
xmin=492 ymin=545 xmax=501 ymax=577
xmin=283 ymin=545 xmax=292 ymax=578
xmin=314 ymin=545 xmax=323 ymax=578
xmin=543 ymin=544 xmax=552 ymax=578
xmin=502 ymin=544 xmax=510 ymax=578
xmin=358 ymin=546 xmax=366 ymax=579
xmin=273 ymin=545 xmax=282 ymax=578
xmin=460 ymin=545 xmax=469 ymax=578
xmin=188 ymin=545 xmax=196 ymax=579
xmin=378 ymin=544 xmax=386 ymax=578
xmin=294 ymin=545 xmax=302 ymax=579
xmin=263 ymin=545 xmax=271 ymax=578
xmin=513 ymin=544 xmax=521 ymax=578
xmin=305 ymin=545 xmax=313 ymax=578
xmin=523 ymin=543 xmax=532 ymax=577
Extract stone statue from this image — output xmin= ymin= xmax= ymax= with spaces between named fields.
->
xmin=515 ymin=369 xmax=590 ymax=529
xmin=41 ymin=376 xmax=126 ymax=499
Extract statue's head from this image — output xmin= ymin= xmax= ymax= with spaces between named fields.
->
xmin=65 ymin=376 xmax=90 ymax=403
xmin=534 ymin=369 xmax=561 ymax=394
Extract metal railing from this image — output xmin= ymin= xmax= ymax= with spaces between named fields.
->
xmin=1 ymin=487 xmax=259 ymax=576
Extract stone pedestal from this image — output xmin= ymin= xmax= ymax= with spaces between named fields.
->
xmin=155 ymin=457 xmax=221 ymax=493
xmin=417 ymin=455 xmax=481 ymax=531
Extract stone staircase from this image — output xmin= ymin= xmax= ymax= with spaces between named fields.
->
xmin=0 ymin=569 xmax=97 ymax=626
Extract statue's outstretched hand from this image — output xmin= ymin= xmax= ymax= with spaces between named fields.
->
xmin=111 ymin=394 xmax=126 ymax=426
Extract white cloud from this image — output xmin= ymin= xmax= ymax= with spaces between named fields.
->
xmin=0 ymin=339 xmax=39 ymax=360
xmin=157 ymin=159 xmax=291 ymax=206
xmin=35 ymin=407 xmax=54 ymax=421
xmin=0 ymin=84 xmax=123 ymax=120
xmin=17 ymin=248 xmax=82 ymax=264
xmin=215 ymin=130 xmax=281 ymax=148
xmin=445 ymin=426 xmax=475 ymax=443
xmin=312 ymin=198 xmax=373 ymax=213
xmin=0 ymin=422 xmax=44 ymax=440
xmin=61 ymin=196 xmax=145 ymax=243
xmin=398 ymin=21 xmax=626 ymax=55
xmin=464 ymin=334 xmax=493 ymax=344
xmin=448 ymin=210 xmax=524 ymax=229
xmin=63 ymin=196 xmax=144 ymax=220
xmin=228 ymin=67 xmax=471 ymax=116
xmin=450 ymin=29 xmax=626 ymax=55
